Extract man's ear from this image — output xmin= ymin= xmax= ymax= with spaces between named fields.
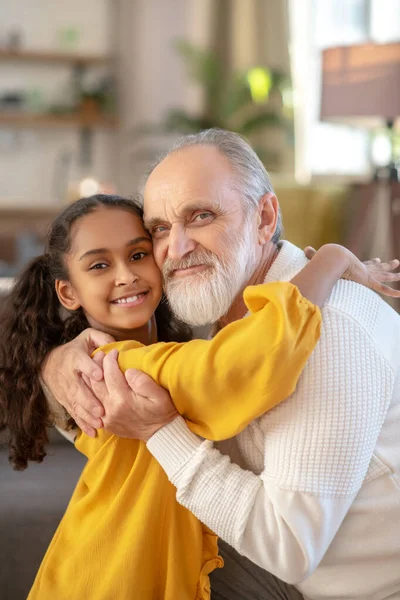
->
xmin=257 ymin=192 xmax=279 ymax=245
xmin=55 ymin=279 xmax=81 ymax=311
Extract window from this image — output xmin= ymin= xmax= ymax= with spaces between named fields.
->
xmin=289 ymin=0 xmax=400 ymax=180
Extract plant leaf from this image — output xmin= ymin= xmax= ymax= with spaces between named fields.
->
xmin=174 ymin=39 xmax=221 ymax=84
xmin=174 ymin=39 xmax=223 ymax=119
xmin=237 ymin=112 xmax=285 ymax=136
xmin=163 ymin=110 xmax=217 ymax=133
xmin=219 ymin=74 xmax=253 ymax=121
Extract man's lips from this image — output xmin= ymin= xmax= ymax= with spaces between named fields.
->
xmin=170 ymin=265 xmax=210 ymax=278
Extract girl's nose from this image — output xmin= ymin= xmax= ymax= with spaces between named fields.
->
xmin=115 ymin=265 xmax=139 ymax=287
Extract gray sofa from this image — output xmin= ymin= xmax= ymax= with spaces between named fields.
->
xmin=0 ymin=278 xmax=87 ymax=599
xmin=0 ymin=431 xmax=86 ymax=600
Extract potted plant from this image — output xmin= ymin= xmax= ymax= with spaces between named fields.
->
xmin=142 ymin=39 xmax=293 ymax=168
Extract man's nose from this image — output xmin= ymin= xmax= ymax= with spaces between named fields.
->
xmin=167 ymin=224 xmax=196 ymax=261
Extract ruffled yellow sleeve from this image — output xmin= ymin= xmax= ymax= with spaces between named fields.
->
xmin=97 ymin=282 xmax=321 ymax=441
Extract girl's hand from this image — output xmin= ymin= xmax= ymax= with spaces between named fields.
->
xmin=304 ymin=245 xmax=400 ymax=298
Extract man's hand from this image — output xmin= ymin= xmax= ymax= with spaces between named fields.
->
xmin=90 ymin=349 xmax=179 ymax=441
xmin=42 ymin=328 xmax=115 ymax=437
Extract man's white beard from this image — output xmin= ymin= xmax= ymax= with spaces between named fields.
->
xmin=163 ymin=223 xmax=258 ymax=327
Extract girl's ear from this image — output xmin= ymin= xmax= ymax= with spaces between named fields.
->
xmin=55 ymin=280 xmax=81 ymax=311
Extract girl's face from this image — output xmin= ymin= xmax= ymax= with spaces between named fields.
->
xmin=56 ymin=206 xmax=163 ymax=340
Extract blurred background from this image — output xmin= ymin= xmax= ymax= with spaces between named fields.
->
xmin=0 ymin=0 xmax=399 ymax=283
xmin=0 ymin=1 xmax=399 ymax=597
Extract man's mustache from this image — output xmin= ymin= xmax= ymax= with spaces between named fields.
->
xmin=162 ymin=250 xmax=217 ymax=279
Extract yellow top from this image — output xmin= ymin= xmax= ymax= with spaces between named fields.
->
xmin=28 ymin=283 xmax=320 ymax=600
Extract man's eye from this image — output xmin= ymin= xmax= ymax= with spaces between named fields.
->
xmin=89 ymin=262 xmax=108 ymax=270
xmin=193 ymin=212 xmax=213 ymax=222
xmin=131 ymin=252 xmax=147 ymax=261
xmin=152 ymin=225 xmax=169 ymax=236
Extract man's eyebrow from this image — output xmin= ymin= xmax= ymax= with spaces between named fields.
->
xmin=184 ymin=203 xmax=217 ymax=215
xmin=79 ymin=236 xmax=151 ymax=261
xmin=144 ymin=203 xmax=220 ymax=230
xmin=143 ymin=217 xmax=164 ymax=230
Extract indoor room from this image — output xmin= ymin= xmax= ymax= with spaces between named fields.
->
xmin=1 ymin=1 xmax=400 ymax=599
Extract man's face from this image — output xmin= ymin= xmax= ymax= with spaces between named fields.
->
xmin=143 ymin=145 xmax=259 ymax=326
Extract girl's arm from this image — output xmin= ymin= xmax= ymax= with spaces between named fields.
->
xmin=101 ymin=280 xmax=320 ymax=442
xmin=98 ymin=245 xmax=399 ymax=442
xmin=293 ymin=243 xmax=400 ymax=305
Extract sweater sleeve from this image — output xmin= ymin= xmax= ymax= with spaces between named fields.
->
xmin=147 ymin=306 xmax=394 ymax=584
xmin=98 ymin=282 xmax=321 ymax=441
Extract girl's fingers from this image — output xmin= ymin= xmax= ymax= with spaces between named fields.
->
xmin=370 ymin=260 xmax=400 ymax=272
xmin=365 ymin=258 xmax=399 ymax=271
xmin=304 ymin=246 xmax=317 ymax=259
xmin=372 ymin=280 xmax=400 ymax=298
xmin=369 ymin=272 xmax=400 ymax=282
xmin=364 ymin=258 xmax=381 ymax=265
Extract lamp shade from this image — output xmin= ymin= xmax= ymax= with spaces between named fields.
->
xmin=321 ymin=42 xmax=400 ymax=128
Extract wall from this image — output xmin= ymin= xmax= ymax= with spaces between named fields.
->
xmin=0 ymin=0 xmax=115 ymax=207
xmin=114 ymin=0 xmax=197 ymax=196
xmin=0 ymin=1 xmax=294 ymax=208
xmin=113 ymin=0 xmax=294 ymax=194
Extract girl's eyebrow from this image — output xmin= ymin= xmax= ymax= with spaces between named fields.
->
xmin=79 ymin=236 xmax=151 ymax=261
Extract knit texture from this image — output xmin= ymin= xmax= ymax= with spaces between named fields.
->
xmin=149 ymin=242 xmax=400 ymax=600
xmin=31 ymin=280 xmax=321 ymax=600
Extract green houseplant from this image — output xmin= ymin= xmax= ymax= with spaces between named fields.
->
xmin=144 ymin=40 xmax=293 ymax=167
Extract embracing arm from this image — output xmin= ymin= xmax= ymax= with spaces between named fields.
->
xmin=99 ymin=243 xmax=399 ymax=441
xmin=146 ymin=306 xmax=394 ymax=583
xmin=42 ymin=244 xmax=399 ymax=438
xmin=101 ymin=282 xmax=320 ymax=441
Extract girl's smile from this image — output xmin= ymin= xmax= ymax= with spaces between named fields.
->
xmin=110 ymin=290 xmax=150 ymax=307
xmin=55 ymin=206 xmax=163 ymax=341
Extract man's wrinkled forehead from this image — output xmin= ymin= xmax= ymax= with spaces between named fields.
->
xmin=143 ymin=146 xmax=238 ymax=221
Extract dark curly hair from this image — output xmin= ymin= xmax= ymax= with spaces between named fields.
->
xmin=0 ymin=194 xmax=191 ymax=471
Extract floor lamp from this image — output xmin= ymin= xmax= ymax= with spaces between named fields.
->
xmin=320 ymin=42 xmax=400 ymax=280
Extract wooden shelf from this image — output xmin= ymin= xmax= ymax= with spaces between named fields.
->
xmin=0 ymin=206 xmax=60 ymax=216
xmin=0 ymin=112 xmax=118 ymax=129
xmin=0 ymin=49 xmax=112 ymax=66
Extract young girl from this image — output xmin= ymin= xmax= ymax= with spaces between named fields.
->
xmin=0 ymin=194 xmax=398 ymax=600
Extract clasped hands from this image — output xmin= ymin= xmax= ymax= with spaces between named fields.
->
xmin=42 ymin=328 xmax=178 ymax=440
xmin=43 ymin=250 xmax=400 ymax=439
xmin=83 ymin=348 xmax=179 ymax=441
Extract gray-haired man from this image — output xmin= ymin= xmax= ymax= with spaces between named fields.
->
xmin=44 ymin=129 xmax=400 ymax=599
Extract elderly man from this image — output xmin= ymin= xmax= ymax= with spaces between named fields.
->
xmin=43 ymin=129 xmax=400 ymax=600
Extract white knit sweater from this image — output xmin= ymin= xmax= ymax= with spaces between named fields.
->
xmin=147 ymin=241 xmax=400 ymax=600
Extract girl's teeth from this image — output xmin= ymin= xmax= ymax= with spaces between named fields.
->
xmin=116 ymin=295 xmax=139 ymax=304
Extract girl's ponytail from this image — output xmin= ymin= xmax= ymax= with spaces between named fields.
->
xmin=0 ymin=255 xmax=67 ymax=470
xmin=0 ymin=193 xmax=157 ymax=470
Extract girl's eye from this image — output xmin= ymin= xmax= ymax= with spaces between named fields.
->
xmin=131 ymin=252 xmax=147 ymax=261
xmin=90 ymin=262 xmax=108 ymax=270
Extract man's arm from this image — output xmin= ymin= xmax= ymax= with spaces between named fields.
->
xmin=41 ymin=328 xmax=115 ymax=436
xmin=42 ymin=253 xmax=398 ymax=439
xmin=146 ymin=307 xmax=393 ymax=583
